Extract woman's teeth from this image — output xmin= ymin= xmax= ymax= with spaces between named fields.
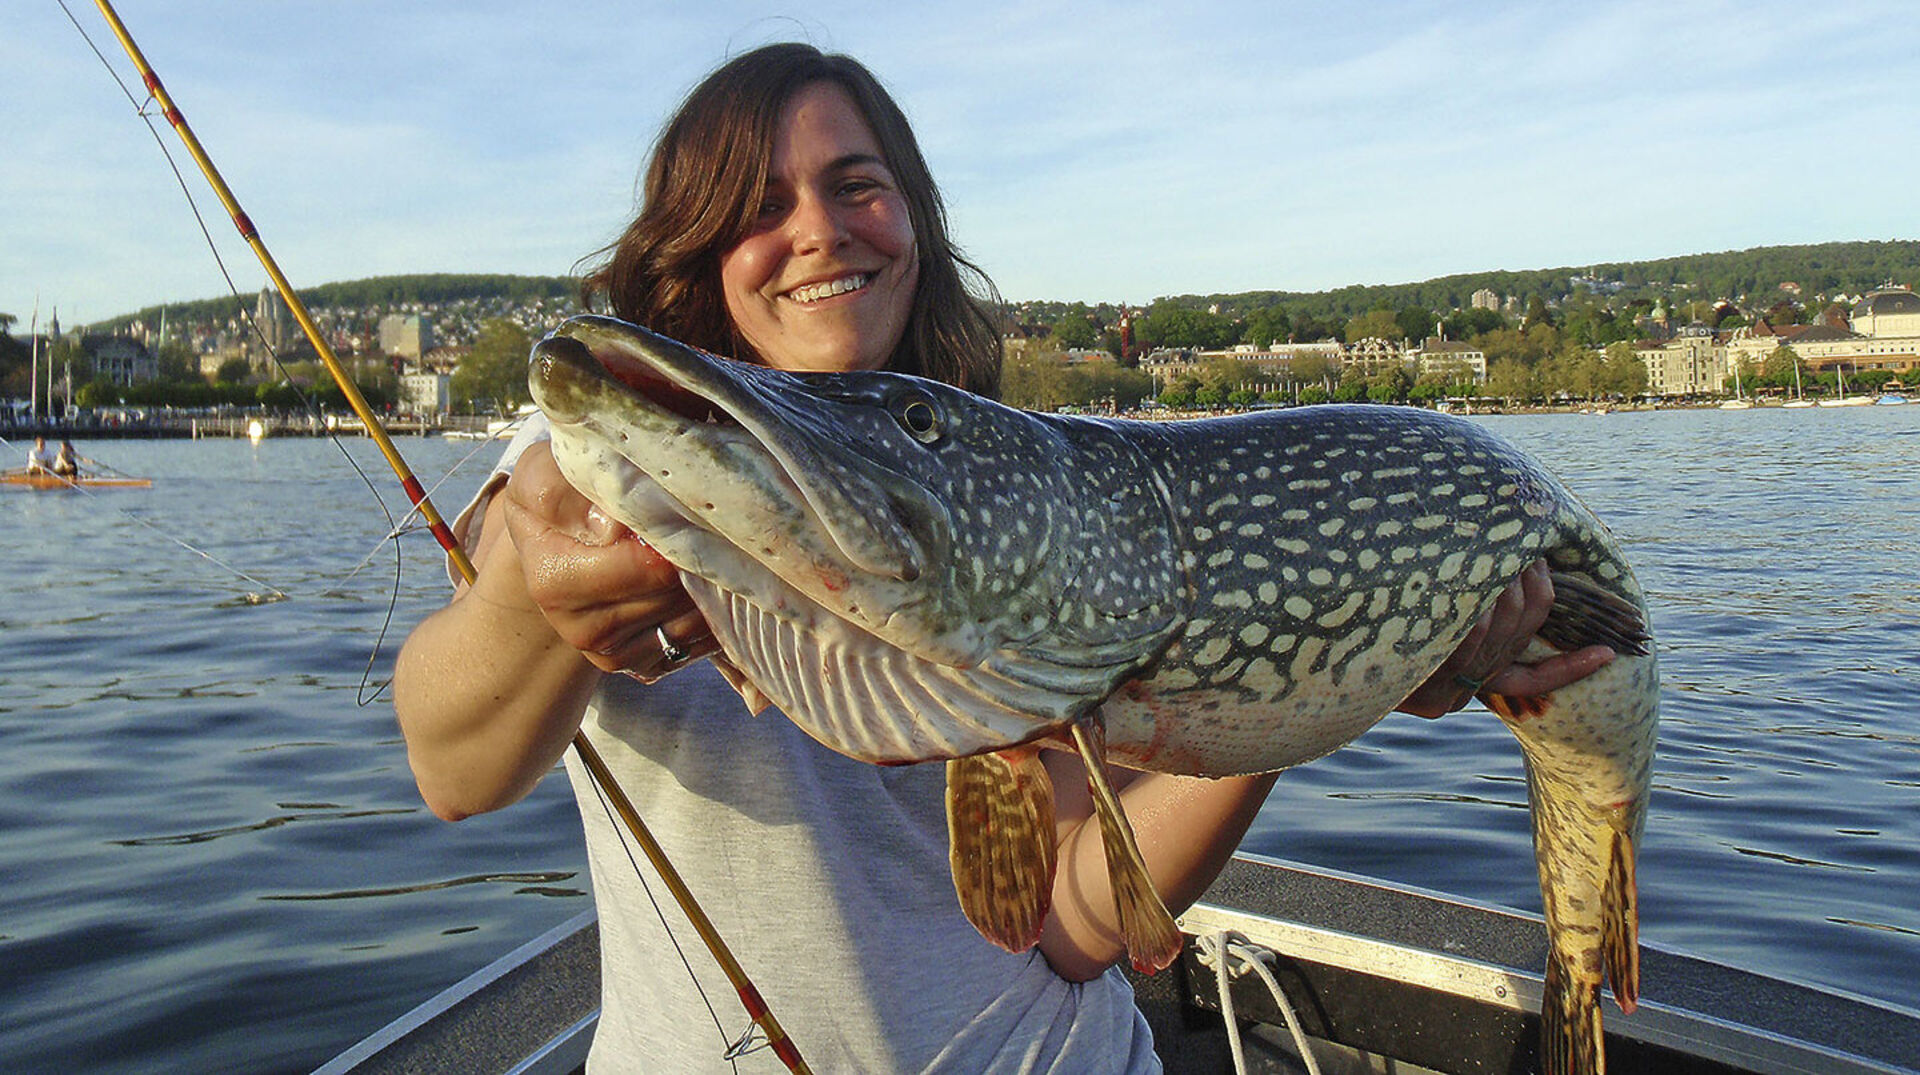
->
xmin=786 ymin=274 xmax=872 ymax=303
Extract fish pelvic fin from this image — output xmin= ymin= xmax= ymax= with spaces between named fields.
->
xmin=1482 ymin=690 xmax=1548 ymax=723
xmin=1070 ymin=720 xmax=1182 ymax=975
xmin=1542 ymin=947 xmax=1606 ymax=1075
xmin=1604 ymin=826 xmax=1641 ymax=1014
xmin=946 ymin=748 xmax=1057 ymax=954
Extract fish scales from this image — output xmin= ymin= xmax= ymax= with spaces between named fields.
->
xmin=529 ymin=317 xmax=1658 ymax=1075
xmin=1096 ymin=405 xmax=1586 ymax=776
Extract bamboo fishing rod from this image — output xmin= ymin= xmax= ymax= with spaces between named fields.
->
xmin=88 ymin=4 xmax=809 ymax=1069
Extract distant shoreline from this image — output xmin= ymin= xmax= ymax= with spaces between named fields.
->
xmin=9 ymin=397 xmax=1906 ymax=441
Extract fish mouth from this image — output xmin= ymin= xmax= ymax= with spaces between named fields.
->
xmin=528 ymin=315 xmax=935 ymax=585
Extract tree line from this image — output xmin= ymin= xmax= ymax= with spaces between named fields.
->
xmin=88 ymin=273 xmax=578 ymax=334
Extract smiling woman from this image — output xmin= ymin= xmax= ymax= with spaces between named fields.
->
xmin=578 ymin=43 xmax=1002 ymax=398
xmin=391 ymin=41 xmax=1586 ymax=1074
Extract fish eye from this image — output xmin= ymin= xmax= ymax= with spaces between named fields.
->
xmin=896 ymin=395 xmax=942 ymax=444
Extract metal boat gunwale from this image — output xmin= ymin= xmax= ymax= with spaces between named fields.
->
xmin=318 ymin=854 xmax=1920 ymax=1074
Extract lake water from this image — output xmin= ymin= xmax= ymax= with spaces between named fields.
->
xmin=2 ymin=403 xmax=1917 ymax=1073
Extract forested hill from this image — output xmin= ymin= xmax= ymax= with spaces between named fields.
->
xmin=1152 ymin=240 xmax=1920 ymax=321
xmin=100 ymin=240 xmax=1917 ymax=329
xmin=106 ymin=273 xmax=578 ymax=328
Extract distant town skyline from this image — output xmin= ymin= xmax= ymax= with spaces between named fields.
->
xmin=10 ymin=1 xmax=1919 ymax=327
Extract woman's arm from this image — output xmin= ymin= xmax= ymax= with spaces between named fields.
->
xmin=393 ymin=441 xmax=715 ymax=820
xmin=1034 ymin=559 xmax=1612 ymax=980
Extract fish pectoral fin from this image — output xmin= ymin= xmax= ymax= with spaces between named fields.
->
xmin=1069 ymin=720 xmax=1183 ymax=975
xmin=946 ymin=748 xmax=1057 ymax=954
xmin=1539 ymin=570 xmax=1651 ymax=657
xmin=1604 ymin=825 xmax=1641 ymax=1014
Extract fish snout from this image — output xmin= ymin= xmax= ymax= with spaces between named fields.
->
xmin=526 ymin=333 xmax=603 ymax=424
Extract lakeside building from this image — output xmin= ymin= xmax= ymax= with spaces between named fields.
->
xmin=1635 ymin=330 xmax=1727 ymax=396
xmin=1140 ymin=341 xmax=1344 ymax=390
xmin=1635 ymin=286 xmax=1920 ymax=396
xmin=1792 ymin=286 xmax=1920 ymax=376
xmin=1138 ymin=337 xmax=1492 ymax=391
xmin=81 ymin=335 xmax=156 ymax=387
xmin=1406 ymin=338 xmax=1488 ymax=384
xmin=1341 ymin=337 xmax=1404 ymax=378
xmin=400 ymin=371 xmax=451 ymax=416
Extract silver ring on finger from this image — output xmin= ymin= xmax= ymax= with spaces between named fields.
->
xmin=1452 ymin=672 xmax=1487 ymax=692
xmin=656 ymin=625 xmax=690 ymax=665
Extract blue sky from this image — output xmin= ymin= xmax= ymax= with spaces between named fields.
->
xmin=9 ymin=1 xmax=1918 ymax=328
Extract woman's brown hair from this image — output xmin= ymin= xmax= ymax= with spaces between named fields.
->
xmin=579 ymin=43 xmax=1003 ymax=398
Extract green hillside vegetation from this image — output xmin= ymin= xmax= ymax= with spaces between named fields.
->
xmin=96 ymin=273 xmax=579 ymax=331
xmin=1002 ymin=240 xmax=1919 ymax=410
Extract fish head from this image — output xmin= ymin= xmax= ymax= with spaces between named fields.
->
xmin=529 ymin=316 xmax=1159 ymax=760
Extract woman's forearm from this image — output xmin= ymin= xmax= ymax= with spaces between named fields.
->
xmin=393 ymin=515 xmax=602 ymax=820
xmin=1038 ymin=763 xmax=1279 ymax=981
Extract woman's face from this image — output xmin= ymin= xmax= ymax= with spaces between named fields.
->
xmin=720 ymin=81 xmax=919 ymax=374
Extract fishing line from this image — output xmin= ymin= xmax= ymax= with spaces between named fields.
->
xmin=1 ymin=433 xmax=288 ymax=601
xmin=580 ymin=752 xmax=748 ymax=1072
xmin=61 ymin=0 xmax=420 ymax=705
xmin=339 ymin=431 xmax=509 ymax=583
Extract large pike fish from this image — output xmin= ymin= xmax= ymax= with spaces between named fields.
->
xmin=528 ymin=315 xmax=1658 ymax=1075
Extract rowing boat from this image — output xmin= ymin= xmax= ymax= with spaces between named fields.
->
xmin=315 ymin=854 xmax=1920 ymax=1074
xmin=1 ymin=469 xmax=152 ymax=490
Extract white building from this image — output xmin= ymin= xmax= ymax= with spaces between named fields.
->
xmin=400 ymin=372 xmax=451 ymax=415
xmin=1407 ymin=338 xmax=1487 ymax=383
xmin=1341 ymin=337 xmax=1405 ymax=378
xmin=1635 ymin=333 xmax=1729 ymax=396
xmin=1850 ymin=286 xmax=1920 ymax=337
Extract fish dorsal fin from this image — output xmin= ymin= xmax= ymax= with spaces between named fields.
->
xmin=1070 ymin=719 xmax=1183 ymax=974
xmin=946 ymin=747 xmax=1057 ymax=954
xmin=1538 ymin=570 xmax=1650 ymax=656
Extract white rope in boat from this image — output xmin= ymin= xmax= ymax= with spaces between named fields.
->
xmin=1196 ymin=929 xmax=1324 ymax=1075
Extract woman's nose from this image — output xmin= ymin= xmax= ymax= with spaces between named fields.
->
xmin=787 ymin=192 xmax=849 ymax=253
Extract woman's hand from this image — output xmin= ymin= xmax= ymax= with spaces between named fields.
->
xmin=497 ymin=440 xmax=720 ymax=678
xmin=1396 ymin=559 xmax=1616 ymax=719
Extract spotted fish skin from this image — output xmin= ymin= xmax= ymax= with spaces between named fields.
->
xmin=530 ymin=316 xmax=1656 ymax=1075
xmin=1093 ymin=405 xmax=1623 ymax=776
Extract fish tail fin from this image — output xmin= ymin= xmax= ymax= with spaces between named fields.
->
xmin=1070 ymin=721 xmax=1182 ymax=974
xmin=1542 ymin=947 xmax=1606 ymax=1075
xmin=1604 ymin=826 xmax=1640 ymax=1013
xmin=946 ymin=749 xmax=1057 ymax=954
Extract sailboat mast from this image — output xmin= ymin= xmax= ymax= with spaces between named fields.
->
xmin=27 ymin=300 xmax=39 ymax=423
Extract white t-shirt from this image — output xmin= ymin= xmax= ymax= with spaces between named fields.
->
xmin=462 ymin=418 xmax=1158 ymax=1073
